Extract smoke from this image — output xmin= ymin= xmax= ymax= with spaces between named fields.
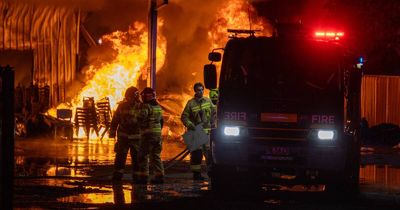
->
xmin=83 ymin=0 xmax=148 ymax=37
xmin=157 ymin=0 xmax=226 ymax=94
xmin=253 ymin=0 xmax=331 ymax=26
xmin=79 ymin=0 xmax=269 ymax=96
xmin=15 ymin=0 xmax=107 ymax=10
xmin=13 ymin=0 xmax=148 ymax=36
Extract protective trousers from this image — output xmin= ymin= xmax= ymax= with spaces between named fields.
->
xmin=113 ymin=137 xmax=141 ymax=180
xmin=190 ymin=144 xmax=210 ymax=173
xmin=138 ymin=134 xmax=164 ymax=180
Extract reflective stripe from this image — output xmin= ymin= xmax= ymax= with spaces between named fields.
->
xmin=120 ymin=109 xmax=136 ymax=115
xmin=151 ymin=128 xmax=162 ymax=133
xmin=203 ymin=128 xmax=211 ymax=134
xmin=136 ymin=171 xmax=148 ymax=176
xmin=145 ymin=104 xmax=163 ymax=134
xmin=182 ymin=97 xmax=215 ymax=132
xmin=154 ymin=172 xmax=164 ymax=176
xmin=115 ymin=169 xmax=124 ymax=173
xmin=190 ymin=165 xmax=201 ymax=171
xmin=152 ymin=107 xmax=162 ymax=112
xmin=133 ymin=171 xmax=145 ymax=177
xmin=128 ymin=134 xmax=141 ymax=139
xmin=119 ymin=132 xmax=141 ymax=139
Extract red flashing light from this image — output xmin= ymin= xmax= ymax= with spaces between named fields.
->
xmin=314 ymin=31 xmax=344 ymax=40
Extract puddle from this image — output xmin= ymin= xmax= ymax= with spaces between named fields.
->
xmin=55 ymin=181 xmax=208 ymax=204
xmin=15 ymin=137 xmax=187 ymax=177
xmin=360 ymin=164 xmax=400 ymax=192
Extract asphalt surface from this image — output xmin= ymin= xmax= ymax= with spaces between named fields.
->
xmin=12 ymin=137 xmax=400 ymax=209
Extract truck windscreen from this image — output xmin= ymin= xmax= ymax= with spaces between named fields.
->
xmin=220 ymin=39 xmax=343 ymax=104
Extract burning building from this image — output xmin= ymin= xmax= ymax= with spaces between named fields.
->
xmin=1 ymin=0 xmax=272 ymax=140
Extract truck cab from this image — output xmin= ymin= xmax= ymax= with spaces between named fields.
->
xmin=204 ymin=29 xmax=362 ymax=194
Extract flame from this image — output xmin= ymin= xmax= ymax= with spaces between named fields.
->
xmin=48 ymin=0 xmax=272 ymax=141
xmin=50 ymin=21 xmax=166 ymax=139
xmin=74 ymin=21 xmax=166 ymax=109
xmin=208 ymin=0 xmax=272 ymax=49
xmin=205 ymin=0 xmax=273 ymax=90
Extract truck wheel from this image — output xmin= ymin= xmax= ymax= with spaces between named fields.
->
xmin=325 ymin=176 xmax=359 ymax=198
xmin=211 ymin=165 xmax=260 ymax=196
xmin=210 ymin=166 xmax=231 ymax=193
xmin=326 ymin=140 xmax=360 ymax=197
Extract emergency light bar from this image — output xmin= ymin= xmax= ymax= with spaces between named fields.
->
xmin=314 ymin=31 xmax=344 ymax=40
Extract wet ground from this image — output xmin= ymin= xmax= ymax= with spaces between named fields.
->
xmin=13 ymin=136 xmax=400 ymax=209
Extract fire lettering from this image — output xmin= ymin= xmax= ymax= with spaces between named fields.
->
xmin=311 ymin=115 xmax=335 ymax=124
xmin=224 ymin=112 xmax=247 ymax=121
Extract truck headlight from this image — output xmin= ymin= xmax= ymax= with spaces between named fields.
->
xmin=224 ymin=126 xmax=240 ymax=136
xmin=317 ymin=130 xmax=335 ymax=140
xmin=309 ymin=129 xmax=336 ymax=141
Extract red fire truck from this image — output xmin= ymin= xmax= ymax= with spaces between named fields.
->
xmin=204 ymin=28 xmax=362 ymax=194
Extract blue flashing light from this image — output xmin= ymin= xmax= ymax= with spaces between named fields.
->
xmin=357 ymin=56 xmax=364 ymax=69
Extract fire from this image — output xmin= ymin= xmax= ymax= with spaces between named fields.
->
xmin=51 ymin=21 xmax=166 ymax=139
xmin=73 ymin=21 xmax=166 ymax=109
xmin=208 ymin=0 xmax=272 ymax=49
xmin=48 ymin=0 xmax=272 ymax=141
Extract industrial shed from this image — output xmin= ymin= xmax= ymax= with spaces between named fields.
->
xmin=0 ymin=1 xmax=80 ymax=106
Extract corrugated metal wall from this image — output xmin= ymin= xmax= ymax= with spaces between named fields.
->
xmin=0 ymin=1 xmax=79 ymax=106
xmin=361 ymin=75 xmax=400 ymax=126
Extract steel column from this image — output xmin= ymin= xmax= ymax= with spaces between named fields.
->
xmin=0 ymin=65 xmax=14 ymax=210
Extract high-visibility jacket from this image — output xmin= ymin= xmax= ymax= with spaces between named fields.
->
xmin=109 ymin=100 xmax=145 ymax=139
xmin=209 ymin=88 xmax=219 ymax=103
xmin=143 ymin=101 xmax=163 ymax=135
xmin=181 ymin=96 xmax=216 ymax=134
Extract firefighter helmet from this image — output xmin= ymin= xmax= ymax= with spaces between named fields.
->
xmin=193 ymin=82 xmax=204 ymax=98
xmin=141 ymin=87 xmax=156 ymax=102
xmin=209 ymin=88 xmax=219 ymax=103
xmin=193 ymin=82 xmax=204 ymax=92
xmin=124 ymin=86 xmax=139 ymax=100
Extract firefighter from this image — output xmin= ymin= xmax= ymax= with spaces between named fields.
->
xmin=109 ymin=86 xmax=145 ymax=182
xmin=209 ymin=88 xmax=219 ymax=105
xmin=181 ymin=82 xmax=216 ymax=180
xmin=137 ymin=87 xmax=165 ymax=184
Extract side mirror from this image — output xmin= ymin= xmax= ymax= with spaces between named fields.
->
xmin=208 ymin=52 xmax=221 ymax=62
xmin=349 ymin=69 xmax=362 ymax=92
xmin=204 ymin=64 xmax=217 ymax=89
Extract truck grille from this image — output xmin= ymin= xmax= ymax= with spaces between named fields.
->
xmin=247 ymin=127 xmax=309 ymax=141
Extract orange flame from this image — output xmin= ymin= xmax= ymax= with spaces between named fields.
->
xmin=49 ymin=0 xmax=272 ymax=141
xmin=208 ymin=0 xmax=272 ymax=49
xmin=51 ymin=21 xmax=166 ymax=139
xmin=73 ymin=21 xmax=166 ymax=109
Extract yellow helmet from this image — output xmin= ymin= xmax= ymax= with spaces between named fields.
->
xmin=209 ymin=88 xmax=219 ymax=101
xmin=124 ymin=86 xmax=139 ymax=100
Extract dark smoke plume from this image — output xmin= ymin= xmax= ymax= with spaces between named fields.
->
xmin=157 ymin=0 xmax=226 ymax=95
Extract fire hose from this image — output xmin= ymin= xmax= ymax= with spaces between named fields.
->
xmin=164 ymin=148 xmax=190 ymax=171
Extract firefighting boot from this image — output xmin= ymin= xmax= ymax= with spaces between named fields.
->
xmin=193 ymin=172 xmax=205 ymax=181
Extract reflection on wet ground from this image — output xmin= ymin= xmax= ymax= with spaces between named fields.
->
xmin=13 ymin=137 xmax=400 ymax=207
xmin=56 ymin=180 xmax=209 ymax=204
xmin=360 ymin=164 xmax=400 ymax=192
xmin=360 ymin=146 xmax=400 ymax=194
xmin=15 ymin=136 xmax=187 ymax=177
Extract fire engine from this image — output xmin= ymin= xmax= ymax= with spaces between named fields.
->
xmin=204 ymin=27 xmax=362 ymax=194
